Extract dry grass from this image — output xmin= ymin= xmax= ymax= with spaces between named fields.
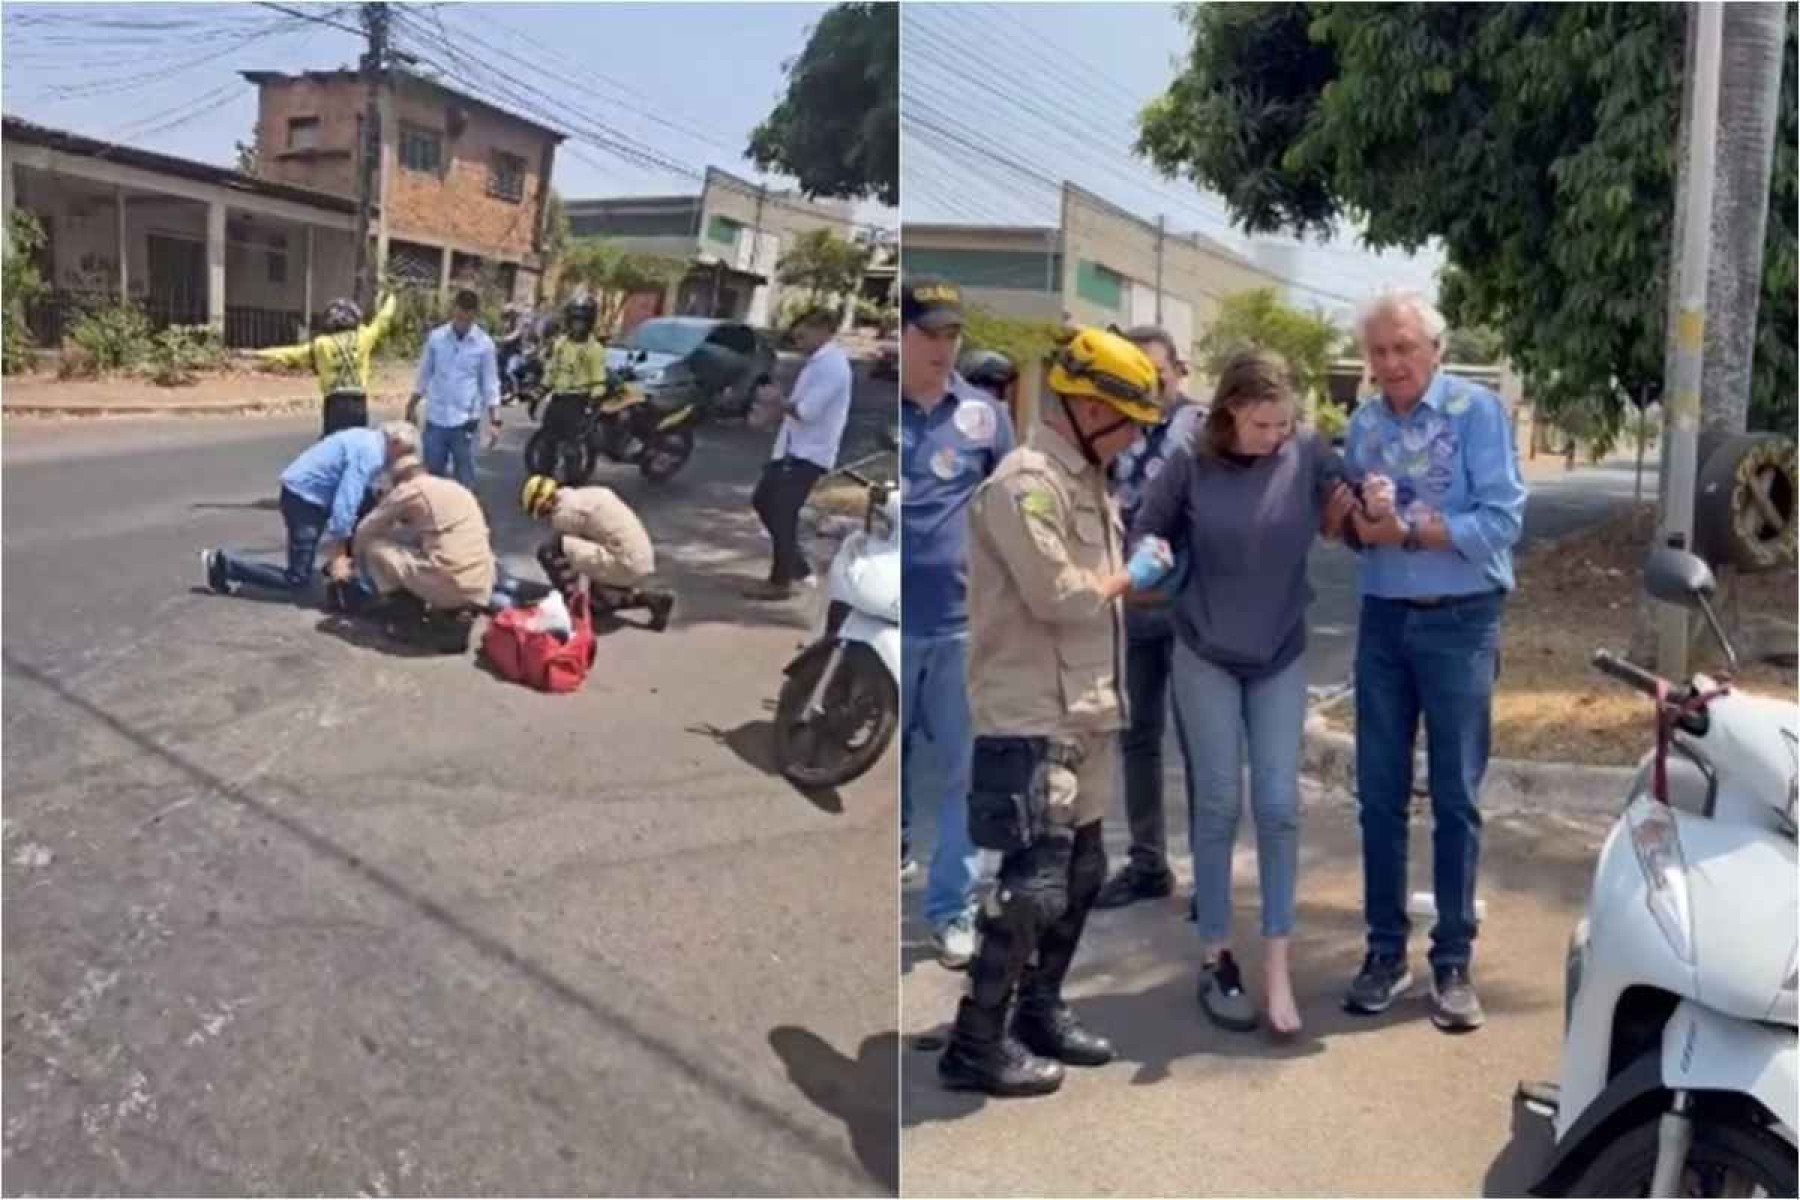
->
xmin=1326 ymin=504 xmax=1797 ymax=765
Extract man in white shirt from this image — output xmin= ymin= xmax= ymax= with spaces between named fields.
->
xmin=405 ymin=289 xmax=502 ymax=492
xmin=746 ymin=307 xmax=854 ymax=601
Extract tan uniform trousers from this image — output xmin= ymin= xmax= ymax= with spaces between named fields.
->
xmin=358 ymin=537 xmax=493 ymax=611
xmin=1038 ymin=732 xmax=1118 ymax=830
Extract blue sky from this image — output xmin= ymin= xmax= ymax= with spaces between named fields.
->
xmin=901 ymin=2 xmax=1442 ymax=313
xmin=2 ymin=1 xmax=896 ymax=228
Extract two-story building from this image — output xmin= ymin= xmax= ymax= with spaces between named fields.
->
xmin=243 ymin=66 xmax=562 ymax=303
xmin=564 ymin=167 xmax=859 ymax=330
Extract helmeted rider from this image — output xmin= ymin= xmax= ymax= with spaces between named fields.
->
xmin=497 ymin=302 xmax=530 ymax=404
xmin=957 ymin=348 xmax=1018 ymax=404
xmin=519 ymin=474 xmax=675 ymax=632
xmin=938 ymin=325 xmax=1167 ymax=1098
xmin=538 ymin=291 xmax=610 ymax=439
xmin=255 ymin=293 xmax=398 ymax=439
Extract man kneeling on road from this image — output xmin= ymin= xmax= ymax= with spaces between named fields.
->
xmin=338 ymin=450 xmax=497 ymax=648
xmin=519 ymin=474 xmax=674 ymax=632
xmin=202 ymin=421 xmax=416 ymax=602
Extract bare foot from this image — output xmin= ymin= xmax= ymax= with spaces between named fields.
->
xmin=1265 ymin=984 xmax=1303 ymax=1037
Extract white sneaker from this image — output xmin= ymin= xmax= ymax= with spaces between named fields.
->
xmin=932 ymin=917 xmax=976 ymax=969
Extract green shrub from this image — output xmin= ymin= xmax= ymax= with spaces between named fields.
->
xmin=1309 ymin=392 xmax=1350 ymax=441
xmin=3 ymin=211 xmax=47 ymax=375
xmin=65 ymin=301 xmax=152 ymax=375
xmin=150 ymin=324 xmax=225 ymax=386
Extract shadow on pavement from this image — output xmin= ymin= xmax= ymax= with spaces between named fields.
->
xmin=685 ymin=719 xmax=846 ymax=814
xmin=768 ymin=1026 xmax=901 ymax=1196
xmin=1482 ymin=1090 xmax=1557 ymax=1196
xmin=313 ymin=614 xmax=454 ymax=659
xmin=191 ymin=498 xmax=281 ymax=512
xmin=0 ymin=649 xmax=872 ymax=1191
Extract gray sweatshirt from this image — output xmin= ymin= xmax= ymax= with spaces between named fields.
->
xmin=1131 ymin=430 xmax=1342 ymax=680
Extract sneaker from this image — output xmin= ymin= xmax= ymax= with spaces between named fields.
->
xmin=1430 ymin=965 xmax=1486 ymax=1033
xmin=1344 ymin=952 xmax=1414 ymax=1015
xmin=932 ymin=916 xmax=976 ymax=970
xmin=1197 ymin=950 xmax=1259 ymax=1032
xmin=201 ymin=549 xmax=233 ymax=595
xmin=1094 ymin=864 xmax=1175 ymax=910
xmin=900 ymin=857 xmax=920 ymax=883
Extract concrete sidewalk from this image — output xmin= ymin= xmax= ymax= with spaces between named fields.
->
xmin=1 ymin=362 xmax=419 ymax=418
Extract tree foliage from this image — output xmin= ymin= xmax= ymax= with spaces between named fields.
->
xmin=1137 ymin=2 xmax=1798 ymax=436
xmin=1196 ymin=286 xmax=1343 ymax=403
xmin=960 ymin=306 xmax=1064 ymax=372
xmin=776 ymin=228 xmax=870 ymax=303
xmin=747 ymin=3 xmax=898 ymax=206
xmin=3 ymin=210 xmax=47 ymax=375
xmin=556 ymin=239 xmax=684 ymax=337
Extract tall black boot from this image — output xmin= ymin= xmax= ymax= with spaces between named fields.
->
xmin=1013 ymin=822 xmax=1115 ymax=1067
xmin=938 ymin=899 xmax=1063 ymax=1097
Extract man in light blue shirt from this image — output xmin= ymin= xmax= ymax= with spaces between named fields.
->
xmin=202 ymin=421 xmax=417 ymax=601
xmin=406 ymin=289 xmax=501 ymax=491
xmin=1339 ymin=290 xmax=1527 ymax=1033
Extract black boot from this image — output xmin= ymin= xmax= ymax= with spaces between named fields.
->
xmin=643 ymin=590 xmax=675 ymax=632
xmin=1014 ymin=822 xmax=1114 ymax=1067
xmin=938 ymin=998 xmax=1063 ymax=1098
xmin=1012 ymin=989 xmax=1114 ymax=1067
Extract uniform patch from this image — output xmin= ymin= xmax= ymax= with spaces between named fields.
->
xmin=954 ymin=401 xmax=997 ymax=445
xmin=1016 ymin=487 xmax=1057 ymax=525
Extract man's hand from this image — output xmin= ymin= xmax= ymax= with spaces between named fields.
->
xmin=326 ymin=554 xmax=354 ymax=584
xmin=1411 ymin=508 xmax=1453 ymax=551
xmin=1125 ymin=536 xmax=1175 ymax=591
xmin=483 ymin=415 xmax=502 ymax=450
xmin=405 ymin=393 xmax=421 ymax=426
xmin=1350 ymin=507 xmax=1409 ymax=548
xmin=1322 ymin=481 xmax=1357 ymax=539
xmin=1361 ymin=472 xmax=1397 ymax=520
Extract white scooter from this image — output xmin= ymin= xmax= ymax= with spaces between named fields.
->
xmin=770 ymin=456 xmax=900 ymax=790
xmin=1525 ymin=547 xmax=1797 ymax=1197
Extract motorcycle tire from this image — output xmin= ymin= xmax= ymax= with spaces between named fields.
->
xmin=1564 ymin=1116 xmax=1796 ymax=1198
xmin=772 ymin=641 xmax=897 ymax=791
xmin=524 ymin=429 xmax=596 ymax=487
xmin=639 ymin=427 xmax=695 ymax=484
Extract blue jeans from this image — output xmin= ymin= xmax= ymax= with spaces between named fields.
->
xmin=424 ymin=421 xmax=478 ymax=490
xmin=218 ymin=487 xmax=329 ymax=597
xmin=901 ymin=631 xmax=979 ymax=929
xmin=1354 ymin=592 xmax=1503 ymax=969
xmin=1170 ymin=641 xmax=1307 ymax=942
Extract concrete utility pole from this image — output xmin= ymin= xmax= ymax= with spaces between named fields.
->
xmin=752 ymin=182 xmax=767 ymax=323
xmin=1154 ymin=213 xmax=1165 ymax=324
xmin=351 ymin=1 xmax=389 ymax=312
xmin=1657 ymin=0 xmax=1725 ymax=678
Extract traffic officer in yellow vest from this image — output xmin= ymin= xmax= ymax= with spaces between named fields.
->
xmin=519 ymin=474 xmax=675 ymax=632
xmin=939 ymin=326 xmax=1174 ymax=1098
xmin=255 ymin=293 xmax=399 ymax=438
xmin=539 ymin=291 xmax=609 ymax=435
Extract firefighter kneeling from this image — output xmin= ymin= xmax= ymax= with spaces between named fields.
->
xmin=940 ymin=327 xmax=1170 ymax=1098
xmin=520 ymin=475 xmax=675 ymax=632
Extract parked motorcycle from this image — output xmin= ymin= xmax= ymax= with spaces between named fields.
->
xmin=1524 ymin=546 xmax=1797 ymax=1197
xmin=771 ymin=455 xmax=900 ymax=790
xmin=522 ymin=365 xmax=698 ymax=485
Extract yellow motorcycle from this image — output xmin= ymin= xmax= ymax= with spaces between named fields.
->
xmin=523 ymin=366 xmax=699 ymax=485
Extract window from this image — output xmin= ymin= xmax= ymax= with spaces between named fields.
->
xmin=286 ymin=116 xmax=320 ymax=152
xmin=488 ymin=151 xmax=526 ymax=203
xmin=266 ymin=233 xmax=288 ymax=285
xmin=706 ymin=215 xmax=745 ymax=248
xmin=399 ymin=124 xmax=443 ymax=173
xmin=1075 ymin=259 xmax=1124 ymax=310
xmin=901 ymin=247 xmax=1062 ymax=292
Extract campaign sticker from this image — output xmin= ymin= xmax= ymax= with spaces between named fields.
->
xmin=1425 ymin=463 xmax=1455 ymax=495
xmin=1430 ymin=431 xmax=1458 ymax=464
xmin=954 ymin=401 xmax=997 ymax=445
xmin=931 ymin=446 xmax=965 ymax=481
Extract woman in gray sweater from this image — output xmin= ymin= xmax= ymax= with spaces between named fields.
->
xmin=1132 ymin=348 xmax=1354 ymax=1037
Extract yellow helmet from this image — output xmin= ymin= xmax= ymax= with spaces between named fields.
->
xmin=521 ymin=474 xmax=560 ymax=518
xmin=1046 ymin=326 xmax=1161 ymax=425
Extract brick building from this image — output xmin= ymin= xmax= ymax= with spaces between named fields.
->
xmin=242 ymin=67 xmax=562 ymax=302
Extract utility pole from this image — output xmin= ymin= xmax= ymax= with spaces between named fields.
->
xmin=1154 ymin=213 xmax=1165 ymax=324
xmin=1656 ymin=0 xmax=1724 ymax=677
xmin=752 ymin=182 xmax=767 ymax=323
xmin=351 ymin=2 xmax=389 ymax=312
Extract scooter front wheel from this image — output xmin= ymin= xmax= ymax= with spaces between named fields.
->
xmin=772 ymin=641 xmax=897 ymax=791
xmin=1565 ymin=1116 xmax=1795 ymax=1197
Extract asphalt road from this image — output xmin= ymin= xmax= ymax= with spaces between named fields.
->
xmin=2 ymin=372 xmax=900 ymax=1196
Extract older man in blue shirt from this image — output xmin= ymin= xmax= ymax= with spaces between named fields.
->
xmin=406 ymin=289 xmax=502 ymax=491
xmin=899 ymin=277 xmax=1016 ymax=968
xmin=202 ymin=421 xmax=417 ymax=601
xmin=1339 ymin=290 xmax=1527 ymax=1033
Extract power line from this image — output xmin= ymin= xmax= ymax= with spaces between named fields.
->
xmin=253 ymin=2 xmax=363 ymax=38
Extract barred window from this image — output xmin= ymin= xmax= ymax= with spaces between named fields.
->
xmin=488 ymin=151 xmax=526 ymax=203
xmin=399 ymin=124 xmax=443 ymax=174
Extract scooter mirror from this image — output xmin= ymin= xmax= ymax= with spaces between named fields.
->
xmin=1643 ymin=546 xmax=1716 ymax=610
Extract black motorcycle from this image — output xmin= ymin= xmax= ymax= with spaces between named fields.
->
xmin=522 ymin=366 xmax=698 ymax=486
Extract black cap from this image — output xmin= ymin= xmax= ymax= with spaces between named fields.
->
xmin=901 ymin=276 xmax=964 ymax=331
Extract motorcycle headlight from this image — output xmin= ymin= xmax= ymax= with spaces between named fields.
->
xmin=1626 ymin=798 xmax=1694 ymax=965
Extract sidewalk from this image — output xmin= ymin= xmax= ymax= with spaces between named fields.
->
xmin=1 ymin=362 xmax=417 ymax=418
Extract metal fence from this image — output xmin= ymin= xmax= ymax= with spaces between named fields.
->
xmin=24 ymin=290 xmax=313 ymax=351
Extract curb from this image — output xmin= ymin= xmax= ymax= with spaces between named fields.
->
xmin=3 ymin=392 xmax=413 ymax=421
xmin=1302 ymin=713 xmax=1637 ymax=818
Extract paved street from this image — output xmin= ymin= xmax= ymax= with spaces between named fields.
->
xmin=2 ymin=372 xmax=898 ymax=1195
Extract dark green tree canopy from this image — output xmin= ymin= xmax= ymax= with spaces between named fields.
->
xmin=1138 ymin=2 xmax=1797 ymax=435
xmin=749 ymin=3 xmax=898 ymax=207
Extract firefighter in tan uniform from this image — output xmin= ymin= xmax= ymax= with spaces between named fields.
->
xmin=520 ymin=474 xmax=676 ymax=632
xmin=939 ymin=327 xmax=1176 ymax=1098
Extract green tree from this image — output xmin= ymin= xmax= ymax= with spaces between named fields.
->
xmin=540 ymin=188 xmax=570 ymax=298
xmin=3 ymin=210 xmax=47 ymax=375
xmin=1195 ymin=286 xmax=1343 ymax=403
xmin=776 ymin=229 xmax=870 ymax=308
xmin=960 ymin=306 xmax=1064 ymax=371
xmin=556 ymin=239 xmax=684 ymax=337
xmin=748 ymin=3 xmax=898 ymax=206
xmin=1137 ymin=3 xmax=1798 ymax=437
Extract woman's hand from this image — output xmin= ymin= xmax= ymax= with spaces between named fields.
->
xmin=1350 ymin=507 xmax=1408 ymax=548
xmin=1361 ymin=472 xmax=1397 ymax=520
xmin=1321 ymin=481 xmax=1357 ymax=539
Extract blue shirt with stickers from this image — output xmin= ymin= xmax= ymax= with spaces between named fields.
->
xmin=1342 ymin=371 xmax=1528 ymax=599
xmin=901 ymin=375 xmax=1017 ymax=638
